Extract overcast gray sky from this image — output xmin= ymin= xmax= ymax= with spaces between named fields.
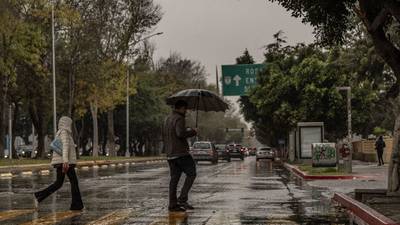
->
xmin=152 ymin=0 xmax=315 ymax=85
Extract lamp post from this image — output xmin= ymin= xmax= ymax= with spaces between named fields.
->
xmin=337 ymin=86 xmax=352 ymax=173
xmin=8 ymin=104 xmax=12 ymax=160
xmin=51 ymin=1 xmax=57 ymax=136
xmin=126 ymin=32 xmax=163 ymax=157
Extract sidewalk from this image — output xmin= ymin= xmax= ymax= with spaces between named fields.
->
xmin=285 ymin=160 xmax=400 ymax=224
xmin=0 ymin=156 xmax=166 ymax=175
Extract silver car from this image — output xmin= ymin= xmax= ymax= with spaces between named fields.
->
xmin=256 ymin=146 xmax=275 ymax=161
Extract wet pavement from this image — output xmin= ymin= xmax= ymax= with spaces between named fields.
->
xmin=0 ymin=158 xmax=349 ymax=224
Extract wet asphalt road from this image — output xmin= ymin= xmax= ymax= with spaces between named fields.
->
xmin=0 ymin=157 xmax=349 ymax=225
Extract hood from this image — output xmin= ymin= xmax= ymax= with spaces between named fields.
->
xmin=58 ymin=116 xmax=72 ymax=133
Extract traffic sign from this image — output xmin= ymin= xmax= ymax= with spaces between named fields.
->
xmin=221 ymin=64 xmax=265 ymax=96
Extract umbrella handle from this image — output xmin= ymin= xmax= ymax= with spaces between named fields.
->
xmin=195 ymin=92 xmax=200 ymax=128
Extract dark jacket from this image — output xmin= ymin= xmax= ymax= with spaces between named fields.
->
xmin=163 ymin=111 xmax=197 ymax=158
xmin=375 ymin=138 xmax=386 ymax=151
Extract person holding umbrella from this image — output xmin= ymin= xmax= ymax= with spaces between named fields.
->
xmin=163 ymin=100 xmax=198 ymax=212
xmin=164 ymin=89 xmax=228 ymax=212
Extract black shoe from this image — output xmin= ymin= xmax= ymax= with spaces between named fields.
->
xmin=34 ymin=192 xmax=44 ymax=203
xmin=168 ymin=206 xmax=186 ymax=212
xmin=178 ymin=202 xmax=194 ymax=210
xmin=70 ymin=205 xmax=84 ymax=211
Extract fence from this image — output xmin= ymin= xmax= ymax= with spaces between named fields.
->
xmin=352 ymin=138 xmax=393 ymax=163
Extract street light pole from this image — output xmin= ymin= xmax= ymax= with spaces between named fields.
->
xmin=337 ymin=86 xmax=352 ymax=173
xmin=8 ymin=104 xmax=12 ymax=160
xmin=126 ymin=69 xmax=130 ymax=157
xmin=51 ymin=1 xmax=57 ymax=136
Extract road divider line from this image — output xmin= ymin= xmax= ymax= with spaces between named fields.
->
xmin=39 ymin=170 xmax=50 ymax=175
xmin=85 ymin=208 xmax=134 ymax=225
xmin=20 ymin=210 xmax=82 ymax=225
xmin=0 ymin=209 xmax=35 ymax=222
xmin=149 ymin=212 xmax=188 ymax=225
xmin=21 ymin=171 xmax=33 ymax=176
xmin=0 ymin=173 xmax=13 ymax=177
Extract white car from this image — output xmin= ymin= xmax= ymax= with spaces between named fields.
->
xmin=256 ymin=146 xmax=275 ymax=161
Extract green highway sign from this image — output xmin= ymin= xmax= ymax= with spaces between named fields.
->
xmin=221 ymin=64 xmax=265 ymax=96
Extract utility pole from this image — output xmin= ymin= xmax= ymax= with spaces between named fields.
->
xmin=51 ymin=1 xmax=57 ymax=136
xmin=216 ymin=66 xmax=220 ymax=95
xmin=337 ymin=86 xmax=352 ymax=173
xmin=8 ymin=104 xmax=12 ymax=160
xmin=126 ymin=69 xmax=130 ymax=157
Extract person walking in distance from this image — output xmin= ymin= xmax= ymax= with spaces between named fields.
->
xmin=163 ymin=100 xmax=198 ymax=212
xmin=375 ymin=136 xmax=386 ymax=166
xmin=34 ymin=116 xmax=84 ymax=210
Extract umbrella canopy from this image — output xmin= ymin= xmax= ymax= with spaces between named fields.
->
xmin=166 ymin=89 xmax=229 ymax=112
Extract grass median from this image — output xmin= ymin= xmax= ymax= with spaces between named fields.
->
xmin=297 ymin=164 xmax=346 ymax=175
xmin=0 ymin=156 xmax=164 ymax=167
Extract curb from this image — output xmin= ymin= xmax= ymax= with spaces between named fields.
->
xmin=283 ymin=163 xmax=371 ymax=180
xmin=0 ymin=157 xmax=166 ymax=175
xmin=332 ymin=193 xmax=399 ymax=225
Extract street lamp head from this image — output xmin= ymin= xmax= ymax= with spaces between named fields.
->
xmin=336 ymin=86 xmax=351 ymax=91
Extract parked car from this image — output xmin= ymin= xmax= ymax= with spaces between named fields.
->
xmin=226 ymin=144 xmax=244 ymax=160
xmin=4 ymin=149 xmax=9 ymax=158
xmin=249 ymin=147 xmax=257 ymax=156
xmin=17 ymin=145 xmax=34 ymax=158
xmin=215 ymin=144 xmax=230 ymax=162
xmin=190 ymin=141 xmax=218 ymax=164
xmin=256 ymin=146 xmax=275 ymax=161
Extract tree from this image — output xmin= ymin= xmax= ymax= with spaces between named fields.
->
xmin=236 ymin=48 xmax=255 ymax=64
xmin=268 ymin=0 xmax=400 ymax=194
xmin=156 ymin=53 xmax=208 ymax=94
xmin=63 ymin=0 xmax=162 ymax=157
xmin=0 ymin=0 xmax=20 ymax=158
xmin=9 ymin=1 xmax=56 ymax=158
xmin=240 ymin=31 xmax=388 ymax=146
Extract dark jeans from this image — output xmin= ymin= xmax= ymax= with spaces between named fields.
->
xmin=377 ymin=150 xmax=384 ymax=165
xmin=168 ymin=155 xmax=196 ymax=208
xmin=35 ymin=164 xmax=83 ymax=210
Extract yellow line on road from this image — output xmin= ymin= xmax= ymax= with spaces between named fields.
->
xmin=85 ymin=208 xmax=134 ymax=225
xmin=0 ymin=209 xmax=35 ymax=222
xmin=20 ymin=210 xmax=82 ymax=225
xmin=149 ymin=212 xmax=188 ymax=225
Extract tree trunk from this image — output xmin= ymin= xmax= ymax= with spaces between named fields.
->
xmin=90 ymin=101 xmax=99 ymax=157
xmin=68 ymin=70 xmax=75 ymax=117
xmin=29 ymin=102 xmax=46 ymax=159
xmin=0 ymin=98 xmax=5 ymax=159
xmin=11 ymin=102 xmax=19 ymax=159
xmin=107 ymin=109 xmax=116 ymax=156
xmin=388 ymin=106 xmax=400 ymax=194
xmin=356 ymin=8 xmax=400 ymax=193
xmin=100 ymin=114 xmax=107 ymax=156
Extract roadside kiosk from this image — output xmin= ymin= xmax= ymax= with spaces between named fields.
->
xmin=288 ymin=122 xmax=324 ymax=163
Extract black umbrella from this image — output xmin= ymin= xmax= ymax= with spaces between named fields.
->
xmin=166 ymin=89 xmax=229 ymax=127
